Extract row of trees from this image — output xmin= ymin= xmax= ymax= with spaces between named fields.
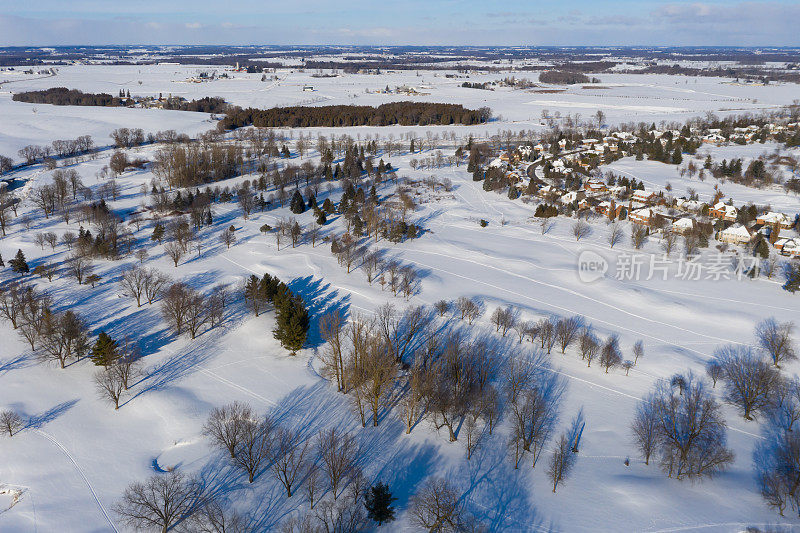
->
xmin=318 ymin=302 xmax=584 ymax=494
xmin=219 ymin=101 xmax=491 ymax=130
xmin=15 ymin=135 xmax=95 ymax=166
xmin=0 ymin=279 xmax=143 ymax=410
xmin=117 ymin=415 xmax=401 ymax=533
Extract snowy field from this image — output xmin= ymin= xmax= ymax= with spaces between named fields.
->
xmin=2 ymin=63 xmax=800 ymax=157
xmin=1 ymin=65 xmax=800 ymax=533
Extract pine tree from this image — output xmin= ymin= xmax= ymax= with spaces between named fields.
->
xmin=353 ymin=216 xmax=364 ymax=237
xmin=9 ymin=249 xmax=28 ymax=274
xmin=316 ymin=210 xmax=327 ymax=226
xmin=364 ymin=482 xmax=396 ymax=525
xmin=290 ymin=190 xmax=306 ymax=214
xmin=273 ymin=297 xmax=309 ymax=355
xmin=671 ymin=148 xmax=683 ymax=165
xmin=91 ymin=331 xmax=118 ymax=367
xmin=151 ymin=222 xmax=165 ymax=243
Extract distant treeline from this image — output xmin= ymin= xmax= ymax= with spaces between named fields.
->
xmin=12 ymin=87 xmax=227 ymax=113
xmin=13 ymin=87 xmax=121 ymax=106
xmin=538 ymin=71 xmax=593 ymax=85
xmin=219 ymin=102 xmax=491 ymax=130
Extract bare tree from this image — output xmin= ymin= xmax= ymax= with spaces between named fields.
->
xmin=638 ymin=374 xmax=734 ymax=480
xmin=572 ymin=220 xmax=591 ymax=241
xmin=114 ymin=471 xmax=202 ymax=533
xmin=608 ymin=223 xmax=624 ymax=248
xmin=120 ymin=266 xmax=149 ymax=307
xmin=161 ymin=283 xmax=193 ymax=336
xmin=548 ymin=433 xmax=577 ymax=493
xmin=220 ymin=228 xmax=236 ymax=249
xmin=754 ymin=428 xmax=800 ymax=517
xmin=0 ymin=409 xmax=24 ymax=437
xmin=631 ymin=394 xmax=658 ymax=465
xmin=715 ymin=344 xmax=781 ymax=420
xmin=578 ymin=327 xmax=599 ymax=367
xmin=38 ymin=310 xmax=90 ymax=368
xmin=509 ymin=363 xmax=566 ymax=468
xmin=537 ymin=317 xmax=556 ymax=354
xmin=361 ymin=251 xmax=382 ymax=284
xmin=144 ymin=269 xmax=170 ymax=305
xmin=631 ymin=225 xmax=648 ymax=249
xmin=434 ymin=300 xmax=450 ymax=317
xmin=661 ymin=230 xmax=677 ymax=257
xmin=94 ymin=366 xmax=126 ymax=409
xmin=186 ymin=497 xmax=247 ymax=533
xmin=234 ymin=416 xmax=276 ymax=483
xmin=409 ymin=478 xmax=467 ymax=532
xmin=755 ymin=318 xmax=797 ymax=368
xmin=69 ymin=254 xmax=92 ymax=284
xmin=767 ymin=378 xmax=800 ymax=433
xmin=555 ymin=316 xmax=582 ymax=354
xmin=272 ymin=427 xmax=310 ymax=497
xmin=319 ymin=309 xmax=347 ymax=391
xmin=317 ymin=428 xmax=359 ymax=500
xmin=165 ymin=242 xmax=184 ymax=267
xmin=633 ymin=340 xmax=644 ymax=365
xmin=491 ymin=306 xmax=516 ymax=337
xmin=600 ymin=334 xmax=622 ymax=373
xmin=203 ymin=401 xmax=254 ymax=458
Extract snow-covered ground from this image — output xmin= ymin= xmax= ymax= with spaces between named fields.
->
xmin=2 ymin=63 xmax=800 ymax=158
xmin=603 ymin=142 xmax=800 ymax=212
xmin=1 ymin=66 xmax=800 ymax=532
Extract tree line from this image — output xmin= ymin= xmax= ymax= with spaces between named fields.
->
xmin=218 ymin=102 xmax=491 ymax=130
xmin=13 ymin=87 xmax=227 ymax=114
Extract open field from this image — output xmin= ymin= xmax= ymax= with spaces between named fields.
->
xmin=1 ymin=60 xmax=800 ymax=532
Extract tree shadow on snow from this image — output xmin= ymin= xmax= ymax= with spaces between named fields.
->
xmin=287 ymin=276 xmax=351 ymax=350
xmin=25 ymin=399 xmax=79 ymax=429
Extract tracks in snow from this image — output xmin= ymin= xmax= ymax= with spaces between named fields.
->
xmin=33 ymin=430 xmax=119 ymax=533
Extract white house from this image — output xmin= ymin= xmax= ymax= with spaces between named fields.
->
xmin=719 ymin=224 xmax=753 ymax=245
xmin=672 ymin=217 xmax=696 ymax=234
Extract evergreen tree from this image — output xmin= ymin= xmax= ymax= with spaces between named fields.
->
xmin=290 ymin=190 xmax=306 ymax=214
xmin=671 ymin=148 xmax=683 ymax=165
xmin=784 ymin=263 xmax=800 ymax=293
xmin=9 ymin=249 xmax=28 ymax=274
xmin=316 ymin=210 xmax=327 ymax=226
xmin=91 ymin=331 xmax=118 ymax=366
xmin=353 ymin=216 xmax=364 ymax=237
xmin=364 ymin=482 xmax=396 ymax=525
xmin=273 ymin=296 xmax=309 ymax=355
xmin=151 ymin=222 xmax=165 ymax=243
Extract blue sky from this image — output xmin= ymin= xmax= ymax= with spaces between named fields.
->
xmin=0 ymin=0 xmax=798 ymax=46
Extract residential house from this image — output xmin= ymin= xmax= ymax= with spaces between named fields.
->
xmin=596 ymin=200 xmax=624 ymax=219
xmin=629 ymin=207 xmax=654 ymax=226
xmin=631 ymin=189 xmax=657 ymax=205
xmin=672 ymin=217 xmax=696 ymax=235
xmin=775 ymin=238 xmax=800 ymax=257
xmin=756 ymin=211 xmax=794 ymax=230
xmin=718 ymin=224 xmax=753 ymax=245
xmin=559 ymin=190 xmax=585 ymax=205
xmin=584 ymin=179 xmax=608 ymax=195
xmin=709 ymin=202 xmax=738 ymax=222
xmin=702 ymin=133 xmax=726 ymax=145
